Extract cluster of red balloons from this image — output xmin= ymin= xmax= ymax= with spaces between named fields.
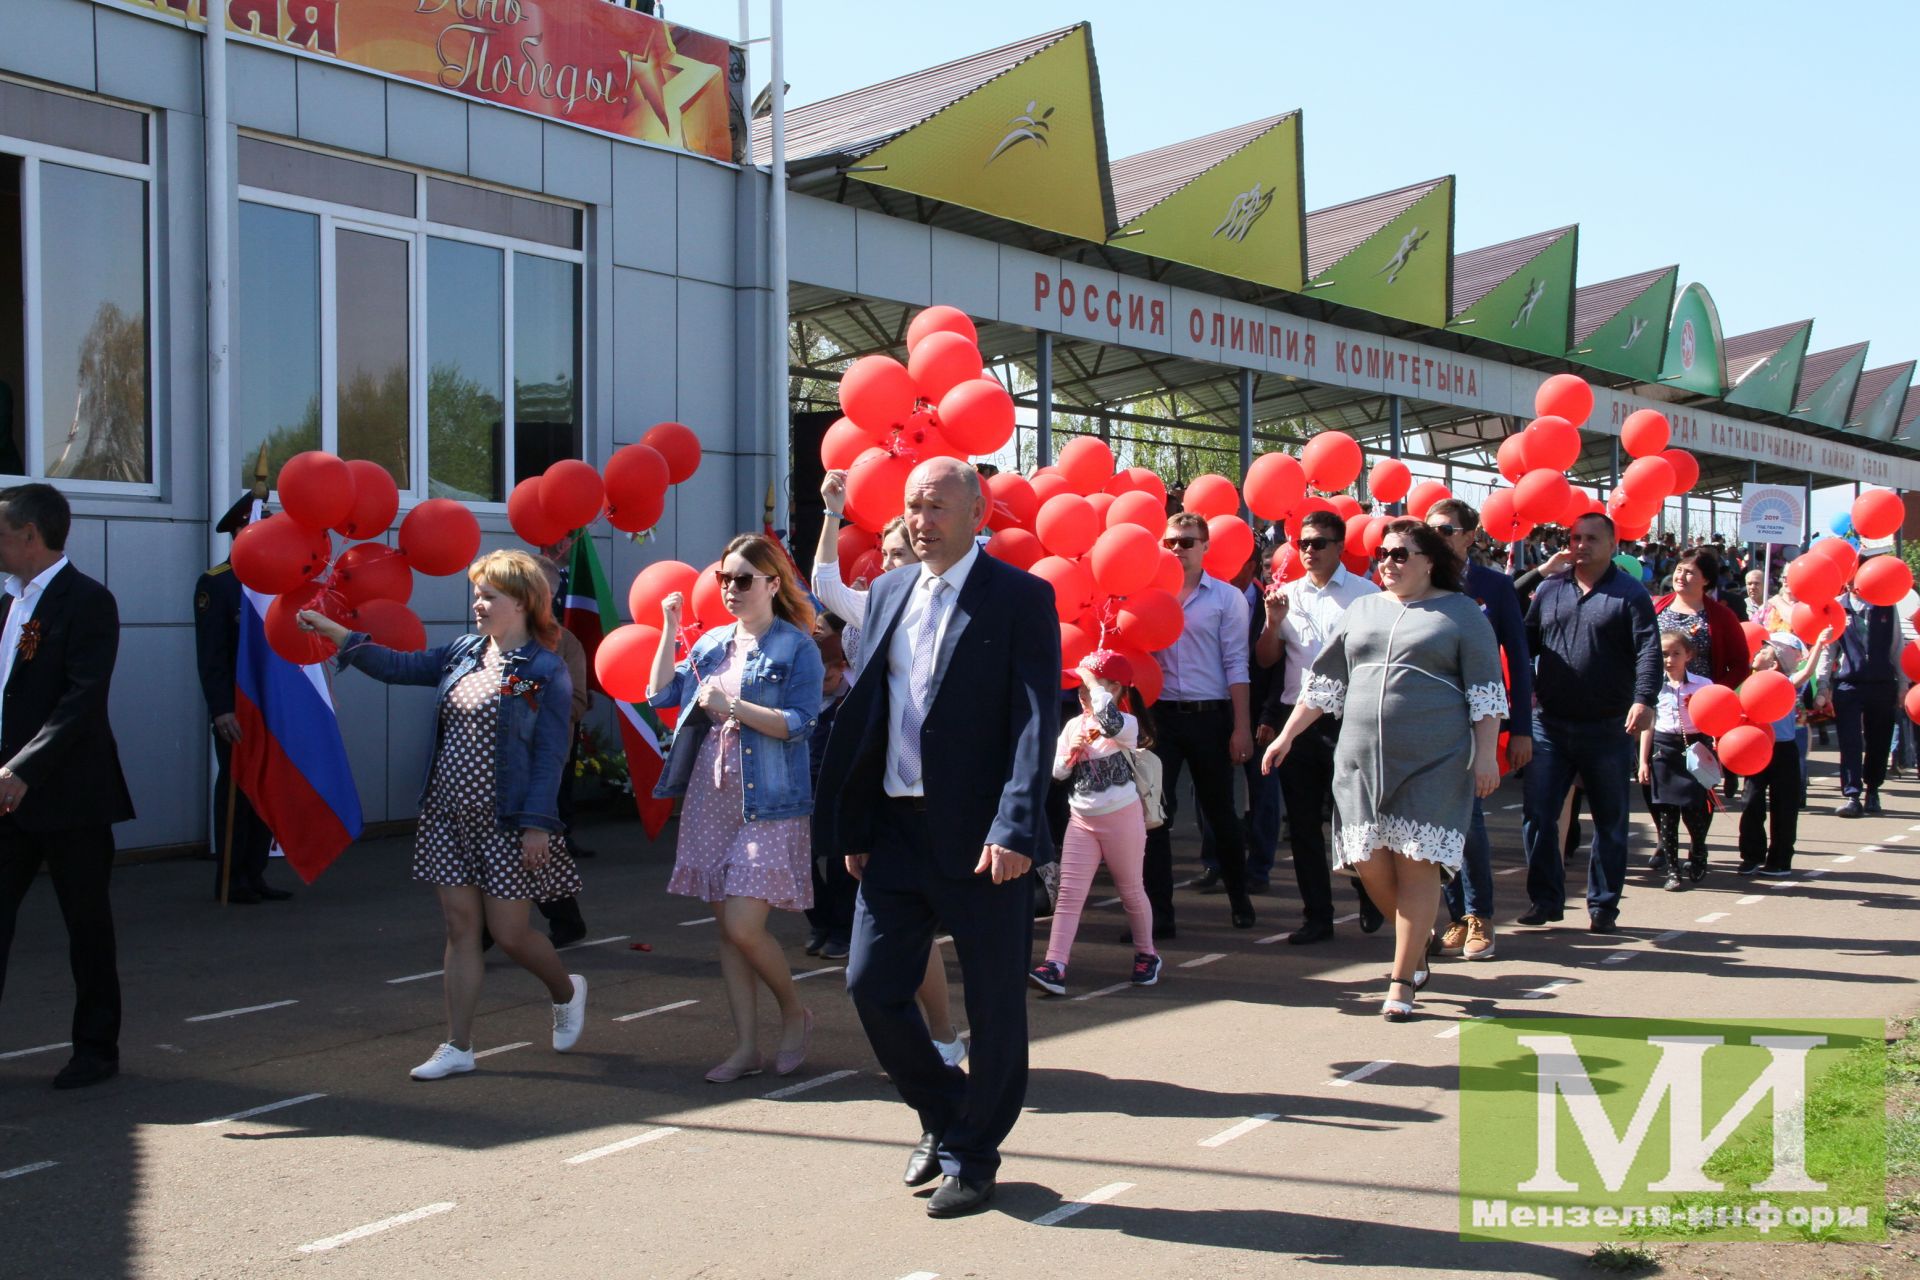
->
xmin=1688 ymin=673 xmax=1800 ymax=777
xmin=1243 ymin=430 xmax=1454 ymax=578
xmin=230 ymin=451 xmax=471 ymax=665
xmin=824 ymin=307 xmax=1017 ymax=533
xmin=591 ymin=557 xmax=738 ymax=710
xmin=509 ymin=422 xmax=703 ymax=546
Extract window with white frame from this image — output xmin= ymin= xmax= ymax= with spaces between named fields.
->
xmin=235 ymin=138 xmax=584 ymax=503
xmin=0 ymin=77 xmax=156 ymax=490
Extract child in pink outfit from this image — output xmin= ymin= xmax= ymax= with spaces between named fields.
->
xmin=1029 ymin=651 xmax=1161 ymax=996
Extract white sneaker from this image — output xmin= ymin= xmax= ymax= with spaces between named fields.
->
xmin=934 ymin=1034 xmax=968 ymax=1068
xmin=553 ymin=975 xmax=587 ymax=1052
xmin=411 ymin=1042 xmax=475 ymax=1081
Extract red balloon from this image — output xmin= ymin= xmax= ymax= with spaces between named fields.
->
xmin=1406 ymin=480 xmax=1452 ymax=519
xmin=1738 ymin=669 xmax=1797 ymax=724
xmin=1521 ymin=416 xmax=1581 ymax=474
xmin=265 ymin=583 xmax=346 ymax=666
xmin=1902 ymin=641 xmax=1920 ymax=684
xmin=1106 ymin=489 xmax=1164 ymax=533
xmin=906 ymin=305 xmax=978 ymax=353
xmin=1855 ymin=554 xmax=1914 ymax=607
xmin=1496 ymin=434 xmax=1529 ymax=483
xmin=604 ymin=442 xmax=671 ymax=534
xmin=1810 ymin=536 xmax=1860 ymax=580
xmin=641 ymin=421 xmax=702 ymax=485
xmin=1788 ymin=599 xmax=1846 ymax=646
xmin=1342 ymin=551 xmax=1373 ymax=577
xmin=277 ymin=451 xmax=355 ymax=533
xmin=938 ymin=379 xmax=1016 ymax=456
xmin=836 ymin=524 xmax=879 ymax=584
xmin=1785 ymin=553 xmax=1842 ymax=605
xmin=1621 ymin=455 xmax=1677 ymax=503
xmin=628 ymin=560 xmax=699 ymax=630
xmin=1907 ymin=684 xmax=1920 ymax=725
xmin=838 ymin=356 xmax=916 ymax=435
xmin=1116 ymin=467 xmax=1167 ymax=508
xmin=1151 ymin=547 xmax=1184 ymax=593
xmin=845 ymin=548 xmax=883 ymax=587
xmin=1115 ymin=589 xmax=1183 ymax=651
xmin=907 ymin=330 xmax=984 ymax=404
xmin=508 ymin=477 xmax=569 ymax=547
xmin=1717 ymin=723 xmax=1774 ymax=777
xmin=1328 ymin=495 xmax=1365 ymax=524
xmin=985 ymin=526 xmax=1044 ymax=571
xmin=1558 ymin=485 xmax=1601 ymax=529
xmin=1688 ymin=683 xmax=1746 ymax=737
xmin=845 ymin=448 xmax=914 ymax=533
xmin=1481 ymin=489 xmax=1532 ymax=543
xmin=595 ymin=623 xmax=663 ymax=703
xmin=1741 ymin=621 xmax=1769 ymax=659
xmin=691 ymin=560 xmax=733 ymax=628
xmin=1284 ymin=496 xmax=1338 ymax=540
xmin=985 ymin=471 xmax=1038 ymax=532
xmin=1514 ymin=470 xmax=1573 ymax=525
xmin=1344 ymin=514 xmax=1372 ymax=560
xmin=1029 ymin=470 xmax=1073 ymax=509
xmin=1368 ymin=457 xmax=1411 ymax=505
xmin=1620 ymin=409 xmax=1671 ymax=459
xmin=1031 ymin=555 xmax=1094 ymax=622
xmin=1361 ymin=514 xmax=1392 ymax=555
xmin=1301 ymin=431 xmax=1362 ymax=493
xmin=398 ymin=499 xmax=480 ymax=576
xmin=1060 ymin=621 xmax=1096 ymax=672
xmin=820 ymin=417 xmax=873 ymax=471
xmin=1612 ymin=508 xmax=1655 ymax=542
xmin=1057 ymin=437 xmax=1116 ymax=496
xmin=1269 ymin=543 xmax=1304 ymax=585
xmin=335 ymin=458 xmax=400 ymax=539
xmin=1245 ymin=452 xmax=1308 ymax=520
xmin=1660 ymin=449 xmax=1699 ymax=496
xmin=1113 ymin=647 xmax=1163 ymax=705
xmin=1534 ymin=373 xmax=1594 ymax=427
xmin=232 ymin=515 xmax=330 ymax=595
xmin=1203 ymin=515 xmax=1254 ymax=580
xmin=1182 ymin=474 xmax=1240 ymax=520
xmin=350 ymin=598 xmax=426 ymax=653
xmin=540 ymin=459 xmax=605 ymax=532
xmin=1036 ymin=493 xmax=1100 ymax=558
xmin=1087 ymin=493 xmax=1116 ymax=525
xmin=1090 ymin=524 xmax=1161 ymax=597
xmin=1852 ymin=488 xmax=1906 ymax=541
xmin=333 ymin=543 xmax=413 ymax=607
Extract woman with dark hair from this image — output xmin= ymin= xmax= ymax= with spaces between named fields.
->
xmin=1261 ymin=519 xmax=1505 ymax=1021
xmin=648 ymin=533 xmax=825 ymax=1082
xmin=1652 ymin=548 xmax=1746 ymax=688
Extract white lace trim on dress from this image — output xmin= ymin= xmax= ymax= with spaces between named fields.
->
xmin=1304 ymin=672 xmax=1346 ymax=717
xmin=1466 ymin=680 xmax=1509 ymax=723
xmin=1337 ymin=814 xmax=1465 ymax=869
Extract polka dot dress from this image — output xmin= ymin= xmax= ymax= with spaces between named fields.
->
xmin=666 ymin=639 xmax=813 ymax=911
xmin=413 ymin=641 xmax=583 ymax=903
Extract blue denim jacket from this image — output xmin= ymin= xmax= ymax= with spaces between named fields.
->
xmin=648 ymin=619 xmax=823 ymax=820
xmin=340 ymin=632 xmax=573 ymax=833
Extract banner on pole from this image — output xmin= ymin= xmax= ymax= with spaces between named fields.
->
xmin=1738 ymin=484 xmax=1805 ymax=544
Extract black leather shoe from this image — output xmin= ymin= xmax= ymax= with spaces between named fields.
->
xmin=1194 ymin=867 xmax=1223 ymax=893
xmin=904 ymin=1132 xmax=942 ymax=1187
xmin=52 ymin=1056 xmax=118 ymax=1090
xmin=927 ymin=1174 xmax=995 ymax=1218
xmin=253 ymin=883 xmax=293 ymax=901
xmin=1589 ymin=915 xmax=1620 ymax=935
xmin=1286 ymin=921 xmax=1333 ymax=945
xmin=549 ymin=920 xmax=588 ymax=948
xmin=1515 ymin=906 xmax=1563 ymax=926
xmin=804 ymin=928 xmax=829 ymax=956
xmin=1229 ymin=894 xmax=1256 ymax=929
xmin=1358 ymin=902 xmax=1385 ymax=934
xmin=1864 ymin=793 xmax=1884 ymax=816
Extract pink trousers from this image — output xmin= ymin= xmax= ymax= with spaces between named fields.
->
xmin=1046 ymin=800 xmax=1155 ymax=967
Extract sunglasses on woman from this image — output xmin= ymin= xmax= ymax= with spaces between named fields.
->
xmin=714 ymin=570 xmax=772 ymax=592
xmin=1379 ymin=546 xmax=1424 ymax=564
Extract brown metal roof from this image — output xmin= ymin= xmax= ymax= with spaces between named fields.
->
xmin=1723 ymin=320 xmax=1811 ymax=385
xmin=1110 ymin=113 xmax=1296 ymax=227
xmin=1449 ymin=226 xmax=1573 ymax=318
xmin=750 ymin=26 xmax=1078 ymax=166
xmin=1304 ymin=177 xmax=1445 ymax=279
xmin=1570 ymin=266 xmax=1673 ymax=346
xmin=1850 ymin=361 xmax=1916 ymax=424
xmin=1795 ymin=342 xmax=1870 ymax=408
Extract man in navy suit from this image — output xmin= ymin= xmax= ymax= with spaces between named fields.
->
xmin=815 ymin=457 xmax=1060 ymax=1219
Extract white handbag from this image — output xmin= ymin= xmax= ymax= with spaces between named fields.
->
xmin=1685 ymin=740 xmax=1723 ymax=789
xmin=1128 ymin=747 xmax=1166 ymax=829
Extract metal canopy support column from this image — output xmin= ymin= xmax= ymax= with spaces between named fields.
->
xmin=1610 ymin=437 xmax=1621 ymax=490
xmin=1036 ymin=331 xmax=1054 ymax=468
xmin=1239 ymin=370 xmax=1255 ymax=481
xmin=1388 ymin=395 xmax=1403 ymax=513
xmin=1805 ymin=472 xmax=1816 ymax=549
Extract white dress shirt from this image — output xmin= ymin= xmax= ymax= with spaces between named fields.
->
xmin=883 ymin=542 xmax=980 ymax=797
xmin=1153 ymin=574 xmax=1251 ymax=701
xmin=810 ymin=559 xmax=872 ymax=676
xmin=0 ymin=556 xmax=68 ymax=743
xmin=1275 ymin=564 xmax=1377 ymax=706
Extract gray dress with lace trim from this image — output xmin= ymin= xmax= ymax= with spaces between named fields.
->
xmin=1303 ymin=589 xmax=1508 ymax=874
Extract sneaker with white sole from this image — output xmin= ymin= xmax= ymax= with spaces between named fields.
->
xmin=1131 ymin=952 xmax=1163 ymax=986
xmin=1461 ymin=914 xmax=1496 ymax=961
xmin=934 ymin=1035 xmax=968 ymax=1068
xmin=1027 ymin=961 xmax=1066 ymax=996
xmin=411 ymin=1041 xmax=476 ymax=1081
xmin=552 ymin=974 xmax=587 ymax=1052
xmin=1436 ymin=920 xmax=1468 ymax=957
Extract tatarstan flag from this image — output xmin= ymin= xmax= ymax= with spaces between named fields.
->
xmin=564 ymin=535 xmax=676 ymax=840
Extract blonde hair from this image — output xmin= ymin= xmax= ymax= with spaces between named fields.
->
xmin=468 ymin=549 xmax=561 ymax=649
xmin=723 ymin=533 xmax=815 ymax=633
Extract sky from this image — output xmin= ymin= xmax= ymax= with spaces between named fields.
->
xmin=677 ymin=0 xmax=1919 ymax=527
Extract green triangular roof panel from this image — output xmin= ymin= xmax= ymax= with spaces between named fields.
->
xmin=1794 ymin=343 xmax=1870 ymax=430
xmin=1109 ymin=114 xmax=1306 ymax=293
xmin=1571 ymin=266 xmax=1676 ymax=382
xmin=1447 ymin=226 xmax=1577 ymax=357
xmin=1304 ymin=177 xmax=1453 ymax=328
xmin=1724 ymin=320 xmax=1812 ymax=415
xmin=1659 ymin=283 xmax=1727 ymax=396
xmin=1894 ymin=386 xmax=1920 ymax=446
xmin=1850 ymin=362 xmax=1916 ymax=441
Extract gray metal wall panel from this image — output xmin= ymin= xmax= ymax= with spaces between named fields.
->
xmin=929 ymin=228 xmax=999 ymax=322
xmin=106 ymin=518 xmax=204 ymax=625
xmin=542 ymin=123 xmax=610 ymax=205
xmin=612 ymin=267 xmax=677 ymax=443
xmin=409 ymin=558 xmax=475 ymax=627
xmin=674 ymin=278 xmax=735 ymax=445
xmin=786 ymin=194 xmax=855 ymax=291
xmin=382 ymin=679 xmax=438 ymax=822
xmin=110 ymin=625 xmax=205 ymax=849
xmin=63 ymin=517 xmax=106 ymax=582
xmin=0 ymin=0 xmax=95 ymax=92
xmin=227 ymin=44 xmax=297 ymax=136
xmin=331 ymin=664 xmax=389 ymax=822
xmin=294 ymin=60 xmax=386 ymax=157
xmin=95 ymin=8 xmax=200 ymax=116
xmin=610 ymin=143 xmax=676 ymax=274
xmin=855 ymin=209 xmax=931 ymax=307
xmin=669 ymin=453 xmax=736 ymax=569
xmin=674 ymin=157 xmax=735 ymax=285
xmin=385 ymin=82 xmax=466 ymax=175
xmin=467 ymin=104 xmax=542 ymax=192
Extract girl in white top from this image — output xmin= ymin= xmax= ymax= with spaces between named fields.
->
xmin=1636 ymin=630 xmax=1716 ymax=889
xmin=1029 ymin=651 xmax=1161 ymax=996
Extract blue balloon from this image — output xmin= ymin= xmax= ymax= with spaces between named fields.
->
xmin=1830 ymin=511 xmax=1854 ymax=535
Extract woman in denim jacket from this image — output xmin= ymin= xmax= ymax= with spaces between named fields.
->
xmin=648 ymin=533 xmax=824 ymax=1082
xmin=300 ymin=549 xmax=588 ymax=1082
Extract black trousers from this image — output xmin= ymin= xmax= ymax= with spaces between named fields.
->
xmin=1142 ymin=703 xmax=1248 ymax=932
xmin=538 ymin=736 xmax=584 ymax=933
xmin=847 ymin=801 xmax=1033 ymax=1181
xmin=0 ymin=824 xmax=120 ymax=1062
xmin=1834 ymin=684 xmax=1896 ymax=799
xmin=212 ymin=737 xmax=271 ymax=893
xmin=805 ymin=852 xmax=858 ymax=941
xmin=1274 ymin=710 xmax=1376 ymax=925
xmin=1739 ymin=738 xmax=1801 ymax=871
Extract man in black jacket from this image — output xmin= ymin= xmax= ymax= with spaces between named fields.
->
xmin=0 ymin=484 xmax=136 ymax=1088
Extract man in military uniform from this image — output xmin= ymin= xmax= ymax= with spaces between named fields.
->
xmin=195 ymin=494 xmax=289 ymax=904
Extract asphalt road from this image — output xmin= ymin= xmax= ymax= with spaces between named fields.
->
xmin=2 ymin=748 xmax=1916 ymax=1279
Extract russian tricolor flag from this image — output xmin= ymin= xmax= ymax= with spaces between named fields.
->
xmin=232 ymin=585 xmax=364 ymax=882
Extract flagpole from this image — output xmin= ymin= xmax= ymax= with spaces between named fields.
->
xmin=218 ymin=768 xmax=237 ymax=906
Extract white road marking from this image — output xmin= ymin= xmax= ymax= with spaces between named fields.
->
xmin=1334 ymin=912 xmax=1359 ymax=924
xmin=1173 ymin=878 xmax=1198 ymax=889
xmin=387 ymin=969 xmax=443 ymax=985
xmin=1859 ymin=846 xmax=1883 ymax=855
xmin=1198 ymin=1113 xmax=1278 ymax=1148
xmin=1094 ymin=896 xmax=1121 ymax=908
xmin=1327 ymin=1059 xmax=1394 ymax=1088
xmin=563 ymin=1126 xmax=679 ymax=1165
xmin=1736 ymin=895 xmax=1765 ymax=905
xmin=1833 ymin=855 xmax=1856 ymax=863
xmin=1179 ymin=953 xmax=1226 ymax=969
xmin=1803 ymin=868 xmax=1829 ymax=879
xmin=1696 ymin=912 xmax=1730 ymax=924
xmin=1434 ymin=1025 xmax=1461 ymax=1040
xmin=1255 ymin=931 xmax=1290 ymax=945
xmin=0 ymin=1161 xmax=57 ymax=1180
xmin=898 ymin=1273 xmax=941 ymax=1280
xmin=1496 ymin=867 xmax=1525 ymax=876
xmin=1654 ymin=930 xmax=1686 ymax=943
xmin=1909 ymin=823 xmax=1920 ymax=832
xmin=613 ymin=999 xmax=698 ymax=1023
xmin=677 ymin=917 xmax=716 ymax=927
xmin=1524 ymin=979 xmax=1572 ymax=999
xmin=793 ymin=965 xmax=843 ymax=981
xmin=195 ymin=1093 xmax=326 ymax=1127
xmin=185 ymin=999 xmax=297 ymax=1023
xmin=0 ymin=1041 xmax=69 ymax=1061
xmin=559 ymin=935 xmax=629 ymax=950
xmin=473 ymin=1042 xmax=531 ymax=1060
xmin=1602 ymin=953 xmax=1638 ymax=966
xmin=1502 ymin=803 xmax=1523 ymax=810
xmin=1033 ymin=1181 xmax=1133 ymax=1226
xmin=1885 ymin=834 xmax=1907 ymax=843
xmin=297 ymin=1202 xmax=456 ymax=1253
xmin=762 ymin=1069 xmax=858 ymax=1100
xmin=1072 ymin=981 xmax=1132 ymax=1002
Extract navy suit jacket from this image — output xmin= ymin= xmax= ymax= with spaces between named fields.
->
xmin=812 ymin=551 xmax=1061 ymax=878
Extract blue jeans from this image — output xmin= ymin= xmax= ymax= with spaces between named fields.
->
xmin=1443 ymin=798 xmax=1492 ymax=922
xmin=1521 ymin=713 xmax=1636 ymax=921
xmin=1199 ymin=760 xmax=1283 ymax=882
